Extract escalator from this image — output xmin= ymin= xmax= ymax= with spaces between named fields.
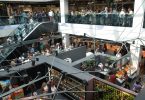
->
xmin=0 ymin=21 xmax=58 ymax=65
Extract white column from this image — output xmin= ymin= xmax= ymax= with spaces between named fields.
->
xmin=62 ymin=33 xmax=70 ymax=49
xmin=60 ymin=0 xmax=68 ymax=23
xmin=132 ymin=0 xmax=144 ymax=29
xmin=130 ymin=41 xmax=141 ymax=76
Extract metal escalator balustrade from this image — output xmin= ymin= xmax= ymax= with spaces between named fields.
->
xmin=0 ymin=21 xmax=58 ymax=64
xmin=0 ymin=21 xmax=39 ymax=63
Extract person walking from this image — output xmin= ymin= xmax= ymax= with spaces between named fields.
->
xmin=14 ymin=34 xmax=18 ymax=43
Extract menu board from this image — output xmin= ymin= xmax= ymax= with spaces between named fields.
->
xmin=94 ymin=79 xmax=135 ymax=100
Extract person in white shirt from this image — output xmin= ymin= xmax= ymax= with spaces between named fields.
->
xmin=128 ymin=8 xmax=134 ymax=26
xmin=48 ymin=10 xmax=54 ymax=22
xmin=50 ymin=81 xmax=56 ymax=94
xmin=7 ymin=37 xmax=12 ymax=44
xmin=119 ymin=8 xmax=126 ymax=26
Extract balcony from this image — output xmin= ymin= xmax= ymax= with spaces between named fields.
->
xmin=0 ymin=15 xmax=60 ymax=26
xmin=66 ymin=13 xmax=133 ymax=27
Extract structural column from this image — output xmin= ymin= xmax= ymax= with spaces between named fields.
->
xmin=132 ymin=0 xmax=144 ymax=29
xmin=130 ymin=42 xmax=141 ymax=76
xmin=62 ymin=33 xmax=70 ymax=49
xmin=60 ymin=0 xmax=68 ymax=23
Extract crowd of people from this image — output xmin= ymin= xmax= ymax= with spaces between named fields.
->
xmin=108 ymin=70 xmax=144 ymax=93
xmin=0 ymin=36 xmax=63 ymax=99
xmin=6 ymin=9 xmax=60 ymax=25
xmin=68 ymin=7 xmax=134 ymax=27
xmin=0 ymin=77 xmax=57 ymax=99
xmin=1 ymin=6 xmax=134 ymax=27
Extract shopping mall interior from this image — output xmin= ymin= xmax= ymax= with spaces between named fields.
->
xmin=0 ymin=0 xmax=145 ymax=100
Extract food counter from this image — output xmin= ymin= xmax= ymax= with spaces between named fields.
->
xmin=116 ymin=64 xmax=137 ymax=85
xmin=93 ymin=78 xmax=137 ymax=100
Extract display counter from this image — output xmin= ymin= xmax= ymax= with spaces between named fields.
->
xmin=116 ymin=64 xmax=137 ymax=85
xmin=93 ymin=78 xmax=137 ymax=100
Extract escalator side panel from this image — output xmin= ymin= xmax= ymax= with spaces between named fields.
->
xmin=1 ymin=22 xmax=58 ymax=65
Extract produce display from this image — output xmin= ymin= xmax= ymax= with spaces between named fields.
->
xmin=94 ymin=79 xmax=135 ymax=100
xmin=116 ymin=64 xmax=130 ymax=78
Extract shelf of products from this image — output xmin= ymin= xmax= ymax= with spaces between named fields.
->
xmin=51 ymin=69 xmax=86 ymax=100
xmin=94 ymin=79 xmax=135 ymax=100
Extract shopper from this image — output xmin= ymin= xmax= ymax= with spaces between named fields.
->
xmin=132 ymin=81 xmax=142 ymax=93
xmin=41 ymin=82 xmax=50 ymax=99
xmin=50 ymin=80 xmax=56 ymax=94
xmin=19 ymin=29 xmax=23 ymax=41
xmin=7 ymin=36 xmax=12 ymax=44
xmin=108 ymin=71 xmax=116 ymax=84
xmin=48 ymin=10 xmax=54 ymax=22
xmin=14 ymin=34 xmax=18 ymax=43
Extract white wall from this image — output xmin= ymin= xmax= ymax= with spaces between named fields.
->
xmin=58 ymin=23 xmax=145 ymax=44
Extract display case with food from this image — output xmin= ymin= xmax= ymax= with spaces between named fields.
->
xmin=94 ymin=79 xmax=136 ymax=100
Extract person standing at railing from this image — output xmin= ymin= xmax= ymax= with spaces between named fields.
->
xmin=108 ymin=7 xmax=113 ymax=26
xmin=21 ymin=11 xmax=27 ymax=24
xmin=29 ymin=16 xmax=34 ymax=29
xmin=127 ymin=8 xmax=134 ymax=27
xmin=48 ymin=10 xmax=54 ymax=22
xmin=0 ymin=49 xmax=4 ymax=58
xmin=37 ymin=12 xmax=42 ymax=22
xmin=104 ymin=7 xmax=109 ymax=25
xmin=8 ymin=16 xmax=14 ymax=25
xmin=42 ymin=11 xmax=47 ymax=22
xmin=13 ymin=34 xmax=18 ymax=43
xmin=24 ymin=24 xmax=29 ymax=34
xmin=7 ymin=36 xmax=12 ymax=44
xmin=119 ymin=8 xmax=126 ymax=26
xmin=19 ymin=31 xmax=23 ymax=41
xmin=54 ymin=10 xmax=60 ymax=22
xmin=112 ymin=8 xmax=119 ymax=26
xmin=18 ymin=27 xmax=23 ymax=41
xmin=33 ymin=12 xmax=38 ymax=22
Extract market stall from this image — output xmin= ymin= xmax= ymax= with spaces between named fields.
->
xmin=93 ymin=77 xmax=137 ymax=100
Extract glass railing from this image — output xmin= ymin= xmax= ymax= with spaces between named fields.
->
xmin=0 ymin=14 xmax=61 ymax=62
xmin=0 ymin=15 xmax=61 ymax=26
xmin=0 ymin=16 xmax=21 ymax=26
xmin=66 ymin=13 xmax=133 ymax=27
xmin=1 ymin=21 xmax=39 ymax=46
